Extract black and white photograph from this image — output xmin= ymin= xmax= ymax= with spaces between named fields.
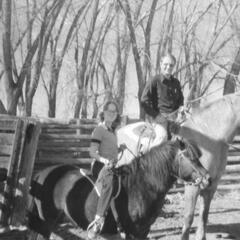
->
xmin=0 ymin=0 xmax=240 ymax=239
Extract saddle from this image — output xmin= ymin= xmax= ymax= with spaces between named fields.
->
xmin=132 ymin=123 xmax=156 ymax=154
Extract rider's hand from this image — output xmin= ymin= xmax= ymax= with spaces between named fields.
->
xmin=168 ymin=121 xmax=180 ymax=134
xmin=119 ymin=143 xmax=127 ymax=152
xmin=99 ymin=157 xmax=109 ymax=165
xmin=106 ymin=161 xmax=114 ymax=168
xmin=177 ymin=105 xmax=189 ymax=122
xmin=179 ymin=105 xmax=189 ymax=115
xmin=178 ymin=106 xmax=185 ymax=112
xmin=155 ymin=114 xmax=167 ymax=124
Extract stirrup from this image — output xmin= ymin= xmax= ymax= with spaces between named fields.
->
xmin=87 ymin=216 xmax=104 ymax=239
xmin=116 ymin=220 xmax=126 ymax=239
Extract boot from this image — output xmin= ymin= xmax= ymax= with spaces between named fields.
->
xmin=87 ymin=215 xmax=104 ymax=239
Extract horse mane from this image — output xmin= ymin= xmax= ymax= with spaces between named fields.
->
xmin=120 ymin=138 xmax=200 ymax=193
xmin=119 ymin=141 xmax=176 ymax=193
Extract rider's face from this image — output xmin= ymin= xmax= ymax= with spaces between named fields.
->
xmin=160 ymin=56 xmax=175 ymax=79
xmin=104 ymin=103 xmax=118 ymax=123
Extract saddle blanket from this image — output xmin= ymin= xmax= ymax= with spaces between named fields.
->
xmin=116 ymin=121 xmax=167 ymax=166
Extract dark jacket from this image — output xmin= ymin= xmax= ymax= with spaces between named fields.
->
xmin=141 ymin=74 xmax=184 ymax=118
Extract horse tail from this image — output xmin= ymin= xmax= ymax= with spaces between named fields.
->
xmin=28 ymin=173 xmax=52 ymax=238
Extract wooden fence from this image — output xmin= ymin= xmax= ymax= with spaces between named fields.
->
xmin=0 ymin=114 xmax=41 ymax=230
xmin=35 ymin=118 xmax=97 ymax=172
xmin=36 ymin=117 xmax=240 ymax=173
xmin=226 ymin=135 xmax=240 ymax=172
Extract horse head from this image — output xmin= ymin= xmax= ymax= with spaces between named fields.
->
xmin=172 ymin=138 xmax=211 ymax=189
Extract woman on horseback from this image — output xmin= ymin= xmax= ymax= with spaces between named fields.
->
xmin=87 ymin=101 xmax=125 ymax=239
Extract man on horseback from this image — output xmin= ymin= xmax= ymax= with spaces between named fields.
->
xmin=140 ymin=52 xmax=184 ymax=148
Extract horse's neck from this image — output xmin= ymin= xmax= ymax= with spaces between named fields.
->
xmin=189 ymin=107 xmax=238 ymax=143
xmin=123 ymin=161 xmax=175 ymax=199
xmin=121 ymin=168 xmax=174 ymax=220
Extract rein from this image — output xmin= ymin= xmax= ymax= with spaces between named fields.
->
xmin=124 ymin=145 xmax=138 ymax=159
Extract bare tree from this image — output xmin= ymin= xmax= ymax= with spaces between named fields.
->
xmin=222 ymin=0 xmax=240 ymax=95
xmin=0 ymin=100 xmax=6 ymax=114
xmin=223 ymin=48 xmax=240 ymax=95
xmin=2 ymin=0 xmax=19 ymax=115
xmin=172 ymin=0 xmax=237 ymax=108
xmin=115 ymin=2 xmax=131 ymax=114
xmin=2 ymin=0 xmax=240 ymax=119
xmin=74 ymin=0 xmax=99 ymax=118
xmin=41 ymin=1 xmax=88 ymax=118
xmin=118 ymin=0 xmax=158 ymax=118
xmin=1 ymin=0 xmax=65 ymax=115
xmin=81 ymin=2 xmax=116 ymax=118
xmin=25 ymin=0 xmax=65 ymax=116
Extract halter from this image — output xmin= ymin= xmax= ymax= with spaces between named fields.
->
xmin=172 ymin=149 xmax=204 ymax=187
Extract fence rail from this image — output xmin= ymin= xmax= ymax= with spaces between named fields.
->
xmin=35 ymin=118 xmax=97 ymax=173
xmin=36 ymin=117 xmax=240 ymax=172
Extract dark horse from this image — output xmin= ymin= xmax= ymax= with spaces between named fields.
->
xmin=28 ymin=138 xmax=211 ymax=239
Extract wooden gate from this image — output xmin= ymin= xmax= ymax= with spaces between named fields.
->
xmin=0 ymin=115 xmax=41 ymax=229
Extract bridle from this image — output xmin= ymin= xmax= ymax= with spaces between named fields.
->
xmin=171 ymin=149 xmax=205 ymax=186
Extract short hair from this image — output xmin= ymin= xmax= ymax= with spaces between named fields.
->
xmin=161 ymin=52 xmax=176 ymax=65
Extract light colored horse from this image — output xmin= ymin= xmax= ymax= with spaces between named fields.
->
xmin=117 ymin=92 xmax=240 ymax=240
xmin=178 ymin=92 xmax=240 ymax=240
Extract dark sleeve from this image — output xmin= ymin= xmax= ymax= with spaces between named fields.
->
xmin=175 ymin=79 xmax=184 ymax=107
xmin=91 ymin=126 xmax=102 ymax=143
xmin=140 ymin=78 xmax=159 ymax=118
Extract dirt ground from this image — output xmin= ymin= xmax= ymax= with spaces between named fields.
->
xmin=46 ymin=171 xmax=240 ymax=240
xmin=1 ymin=172 xmax=239 ymax=240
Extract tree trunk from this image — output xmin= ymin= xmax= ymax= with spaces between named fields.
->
xmin=25 ymin=94 xmax=33 ymax=116
xmin=48 ymin=98 xmax=56 ymax=118
xmin=0 ymin=100 xmax=7 ymax=114
xmin=223 ymin=47 xmax=240 ymax=95
xmin=2 ymin=0 xmax=19 ymax=115
xmin=6 ymin=90 xmax=19 ymax=115
xmin=74 ymin=0 xmax=99 ymax=118
xmin=118 ymin=0 xmax=145 ymax=118
xmin=74 ymin=89 xmax=84 ymax=118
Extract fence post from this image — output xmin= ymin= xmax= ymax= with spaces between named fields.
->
xmin=10 ymin=120 xmax=41 ymax=227
xmin=0 ymin=118 xmax=23 ymax=226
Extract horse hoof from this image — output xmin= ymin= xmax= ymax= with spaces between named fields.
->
xmin=87 ymin=230 xmax=98 ymax=240
xmin=0 ymin=225 xmax=10 ymax=234
xmin=9 ymin=224 xmax=27 ymax=231
xmin=120 ymin=232 xmax=126 ymax=239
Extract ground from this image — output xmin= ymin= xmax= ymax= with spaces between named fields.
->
xmin=1 ymin=172 xmax=239 ymax=240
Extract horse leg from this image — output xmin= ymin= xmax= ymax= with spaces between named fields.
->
xmin=195 ymin=188 xmax=215 ymax=240
xmin=181 ymin=185 xmax=200 ymax=240
xmin=27 ymin=202 xmax=52 ymax=240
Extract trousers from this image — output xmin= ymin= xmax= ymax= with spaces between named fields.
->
xmin=96 ymin=166 xmax=115 ymax=217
